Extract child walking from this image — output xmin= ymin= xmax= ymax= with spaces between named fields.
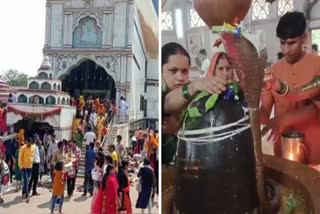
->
xmin=51 ymin=161 xmax=66 ymax=214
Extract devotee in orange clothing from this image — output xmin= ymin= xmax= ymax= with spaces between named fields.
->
xmin=260 ymin=11 xmax=320 ymax=164
xmin=51 ymin=161 xmax=66 ymax=214
xmin=94 ymin=98 xmax=100 ymax=113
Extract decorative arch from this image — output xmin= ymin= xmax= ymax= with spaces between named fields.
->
xmin=38 ymin=72 xmax=48 ymax=79
xmin=29 ymin=81 xmax=40 ymax=90
xmin=53 ymin=83 xmax=57 ymax=90
xmin=41 ymin=82 xmax=51 ymax=90
xmin=17 ymin=94 xmax=27 ymax=103
xmin=57 ymin=57 xmax=116 ymax=83
xmin=66 ymin=98 xmax=69 ymax=105
xmin=73 ymin=14 xmax=103 ymax=31
xmin=58 ymin=84 xmax=61 ymax=91
xmin=46 ymin=96 xmax=56 ymax=105
xmin=29 ymin=95 xmax=44 ymax=104
xmin=61 ymin=97 xmax=66 ymax=105
xmin=73 ymin=16 xmax=102 ymax=48
xmin=59 ymin=59 xmax=116 ymax=98
xmin=49 ymin=73 xmax=53 ymax=79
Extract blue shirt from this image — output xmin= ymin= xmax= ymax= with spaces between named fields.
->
xmin=85 ymin=149 xmax=96 ymax=174
xmin=4 ymin=139 xmax=17 ymax=158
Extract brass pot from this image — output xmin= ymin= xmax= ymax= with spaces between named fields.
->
xmin=281 ymin=132 xmax=307 ymax=163
xmin=193 ymin=0 xmax=252 ymax=27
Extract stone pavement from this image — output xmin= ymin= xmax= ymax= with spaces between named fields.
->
xmin=0 ymin=175 xmax=159 ymax=214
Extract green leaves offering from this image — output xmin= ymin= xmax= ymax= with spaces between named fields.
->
xmin=205 ymin=94 xmax=219 ymax=112
xmin=188 ymin=107 xmax=202 ymax=117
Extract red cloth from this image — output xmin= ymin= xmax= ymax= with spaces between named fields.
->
xmin=0 ymin=109 xmax=6 ymax=133
xmin=91 ymin=175 xmax=118 ymax=214
xmin=122 ymin=175 xmax=132 ymax=214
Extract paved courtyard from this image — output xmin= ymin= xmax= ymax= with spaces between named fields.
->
xmin=0 ymin=175 xmax=159 ymax=214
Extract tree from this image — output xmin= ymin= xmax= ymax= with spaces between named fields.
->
xmin=2 ymin=69 xmax=28 ymax=87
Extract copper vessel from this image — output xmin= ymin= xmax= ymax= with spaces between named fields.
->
xmin=281 ymin=132 xmax=307 ymax=163
xmin=193 ymin=0 xmax=252 ymax=27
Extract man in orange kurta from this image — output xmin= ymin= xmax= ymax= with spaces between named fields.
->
xmin=260 ymin=12 xmax=320 ymax=164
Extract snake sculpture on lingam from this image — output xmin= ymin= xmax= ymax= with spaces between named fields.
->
xmin=175 ymin=0 xmax=279 ymax=213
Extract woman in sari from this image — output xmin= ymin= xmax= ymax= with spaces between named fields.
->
xmin=117 ymin=160 xmax=132 ymax=213
xmin=91 ymin=164 xmax=118 ymax=214
xmin=162 ymin=43 xmax=228 ymax=165
xmin=136 ymin=159 xmax=155 ymax=214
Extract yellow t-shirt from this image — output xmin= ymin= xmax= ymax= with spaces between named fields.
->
xmin=111 ymin=151 xmax=118 ymax=172
xmin=18 ymin=145 xmax=35 ymax=169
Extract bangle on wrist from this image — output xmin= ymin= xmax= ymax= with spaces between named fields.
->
xmin=276 ymin=81 xmax=289 ymax=96
xmin=182 ymin=82 xmax=192 ymax=101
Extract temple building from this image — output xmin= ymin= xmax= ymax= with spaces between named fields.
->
xmin=7 ymin=57 xmax=76 ymax=140
xmin=43 ymin=0 xmax=159 ymax=121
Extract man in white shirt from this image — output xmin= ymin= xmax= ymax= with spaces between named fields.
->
xmin=89 ymin=109 xmax=97 ymax=128
xmin=84 ymin=126 xmax=96 ymax=151
xmin=119 ymin=96 xmax=128 ymax=123
xmin=199 ymin=49 xmax=210 ymax=78
xmin=115 ymin=135 xmax=126 ymax=161
xmin=28 ymin=135 xmax=41 ymax=196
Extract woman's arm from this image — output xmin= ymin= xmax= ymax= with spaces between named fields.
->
xmin=164 ymin=76 xmax=227 ymax=114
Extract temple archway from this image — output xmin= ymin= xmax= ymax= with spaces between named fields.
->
xmin=60 ymin=60 xmax=116 ymax=99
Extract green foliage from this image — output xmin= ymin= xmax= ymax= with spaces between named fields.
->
xmin=205 ymin=94 xmax=219 ymax=112
xmin=2 ymin=69 xmax=28 ymax=87
xmin=188 ymin=107 xmax=202 ymax=117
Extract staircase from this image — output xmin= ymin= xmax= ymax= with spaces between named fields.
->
xmin=77 ymin=142 xmax=87 ymax=178
xmin=77 ymin=114 xmax=129 ymax=178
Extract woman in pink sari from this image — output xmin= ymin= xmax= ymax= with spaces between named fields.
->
xmin=91 ymin=164 xmax=118 ymax=214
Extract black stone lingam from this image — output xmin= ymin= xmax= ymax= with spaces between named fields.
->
xmin=175 ymin=84 xmax=259 ymax=213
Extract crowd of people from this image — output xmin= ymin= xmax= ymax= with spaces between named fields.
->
xmin=0 ymin=92 xmax=159 ymax=214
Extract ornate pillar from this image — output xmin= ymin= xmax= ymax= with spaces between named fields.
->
xmin=107 ymin=12 xmax=113 ymax=48
xmin=68 ymin=13 xmax=73 ymax=47
xmin=45 ymin=3 xmax=51 ymax=47
xmin=102 ymin=11 xmax=112 ymax=48
xmin=120 ymin=56 xmax=127 ymax=84
xmin=116 ymin=55 xmax=121 ymax=83
xmin=63 ymin=12 xmax=70 ymax=48
xmin=126 ymin=54 xmax=132 ymax=83
xmin=126 ymin=1 xmax=134 ymax=48
xmin=116 ymin=87 xmax=120 ymax=107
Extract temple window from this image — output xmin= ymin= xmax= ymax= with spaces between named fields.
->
xmin=17 ymin=94 xmax=27 ymax=103
xmin=73 ymin=16 xmax=102 ymax=48
xmin=46 ymin=96 xmax=56 ymax=105
xmin=278 ymin=0 xmax=294 ymax=16
xmin=38 ymin=72 xmax=48 ymax=79
xmin=29 ymin=81 xmax=40 ymax=90
xmin=252 ymin=0 xmax=270 ymax=21
xmin=190 ymin=9 xmax=205 ymax=28
xmin=41 ymin=82 xmax=51 ymax=90
xmin=161 ymin=11 xmax=174 ymax=31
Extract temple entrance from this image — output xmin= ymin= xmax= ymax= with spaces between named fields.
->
xmin=61 ymin=60 xmax=116 ymax=99
xmin=14 ymin=119 xmax=54 ymax=141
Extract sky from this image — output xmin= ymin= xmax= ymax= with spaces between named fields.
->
xmin=0 ymin=1 xmax=46 ymax=77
